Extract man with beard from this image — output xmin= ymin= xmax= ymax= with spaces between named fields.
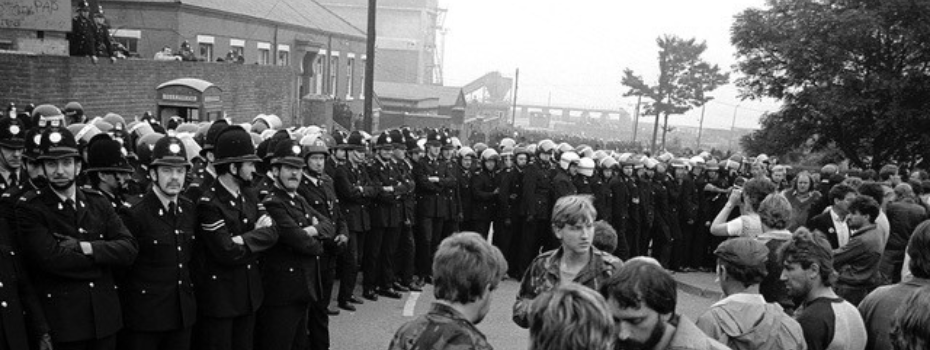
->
xmin=117 ymin=136 xmax=197 ymax=350
xmin=779 ymin=229 xmax=866 ymax=350
xmin=257 ymin=140 xmax=334 ymax=350
xmin=84 ymin=135 xmax=134 ymax=209
xmin=388 ymin=232 xmax=507 ymax=350
xmin=0 ymin=117 xmax=25 ymax=192
xmin=600 ymin=259 xmax=727 ymax=350
xmin=16 ymin=127 xmax=138 ymax=350
xmin=193 ymin=126 xmax=278 ymax=350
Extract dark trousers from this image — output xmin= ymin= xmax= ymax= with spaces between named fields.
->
xmin=490 ymin=219 xmax=513 ymax=273
xmin=56 ymin=335 xmax=117 ymax=350
xmin=835 ymin=284 xmax=874 ymax=306
xmin=367 ymin=226 xmax=399 ymax=289
xmin=395 ymin=223 xmax=416 ymax=285
xmin=307 ymin=299 xmax=330 ymax=350
xmin=321 ymin=249 xmax=337 ymax=304
xmin=687 ymin=223 xmax=711 ymax=269
xmin=504 ymin=215 xmax=525 ymax=277
xmin=255 ymin=304 xmax=308 ymax=350
xmin=879 ymin=249 xmax=905 ymax=284
xmin=197 ymin=314 xmax=256 ymax=350
xmin=520 ymin=219 xmax=550 ymax=276
xmin=337 ymin=231 xmax=360 ymax=302
xmin=416 ymin=217 xmax=445 ymax=278
xmin=119 ymin=327 xmax=192 ymax=350
xmin=614 ymin=224 xmax=631 ymax=260
xmin=627 ymin=213 xmax=643 ymax=257
xmin=650 ymin=221 xmax=673 ymax=267
xmin=474 ymin=219 xmax=492 ymax=239
xmin=359 ymin=228 xmax=383 ymax=291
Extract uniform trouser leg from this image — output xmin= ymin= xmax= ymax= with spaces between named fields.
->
xmin=628 ymin=215 xmax=641 ymax=257
xmin=379 ymin=227 xmax=400 ymax=289
xmin=505 ymin=216 xmax=524 ymax=277
xmin=674 ymin=222 xmax=695 ymax=269
xmin=687 ymin=224 xmax=709 ymax=269
xmin=55 ymin=334 xmax=117 ymax=350
xmin=307 ymin=299 xmax=330 ymax=350
xmin=491 ymin=219 xmax=512 ymax=267
xmin=650 ymin=223 xmax=672 ymax=267
xmin=255 ymin=304 xmax=308 ymax=350
xmin=337 ymin=231 xmax=361 ymax=302
xmin=395 ymin=224 xmax=415 ymax=284
xmin=474 ymin=220 xmax=492 ymax=239
xmin=119 ymin=327 xmax=193 ymax=350
xmin=614 ymin=225 xmax=631 ymax=260
xmin=198 ymin=314 xmax=256 ymax=350
xmin=416 ymin=218 xmax=442 ymax=278
xmin=361 ymin=228 xmax=383 ymax=292
xmin=536 ymin=219 xmax=557 ymax=253
xmin=321 ymin=250 xmax=337 ymax=304
xmin=518 ymin=219 xmax=539 ymax=277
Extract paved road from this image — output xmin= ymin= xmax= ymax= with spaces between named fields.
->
xmin=330 ymin=275 xmax=719 ymax=350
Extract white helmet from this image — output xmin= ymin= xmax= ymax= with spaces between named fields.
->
xmin=578 ymin=157 xmax=596 ymax=177
xmin=559 ymin=151 xmax=580 ymax=170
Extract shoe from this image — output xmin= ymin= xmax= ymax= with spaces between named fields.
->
xmin=346 ymin=296 xmax=364 ymax=305
xmin=392 ymin=282 xmax=410 ymax=292
xmin=378 ymin=288 xmax=402 ymax=299
xmin=363 ymin=289 xmax=379 ymax=301
xmin=326 ymin=306 xmax=341 ymax=315
xmin=337 ymin=302 xmax=356 ymax=312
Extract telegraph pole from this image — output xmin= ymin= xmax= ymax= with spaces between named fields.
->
xmin=696 ymin=103 xmax=706 ymax=150
xmin=511 ymin=68 xmax=519 ymax=126
xmin=631 ymin=95 xmax=642 ymax=145
xmin=363 ymin=0 xmax=377 ymax=132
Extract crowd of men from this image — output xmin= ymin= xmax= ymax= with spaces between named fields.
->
xmin=0 ymin=99 xmax=929 ymax=350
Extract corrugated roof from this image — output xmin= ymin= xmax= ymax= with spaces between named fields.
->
xmin=118 ymin=0 xmax=366 ymax=38
xmin=375 ymin=82 xmax=463 ymax=107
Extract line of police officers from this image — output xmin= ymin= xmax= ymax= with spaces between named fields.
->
xmin=0 ymin=102 xmax=751 ymax=350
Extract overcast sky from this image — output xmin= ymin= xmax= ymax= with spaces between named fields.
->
xmin=439 ymin=0 xmax=780 ymax=130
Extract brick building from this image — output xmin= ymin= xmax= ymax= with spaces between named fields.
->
xmin=374 ymin=81 xmax=464 ymax=131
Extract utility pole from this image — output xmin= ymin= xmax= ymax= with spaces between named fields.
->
xmin=696 ymin=103 xmax=706 ymax=150
xmin=511 ymin=68 xmax=519 ymax=126
xmin=363 ymin=0 xmax=377 ymax=132
xmin=728 ymin=102 xmax=741 ymax=151
xmin=631 ymin=95 xmax=641 ymax=145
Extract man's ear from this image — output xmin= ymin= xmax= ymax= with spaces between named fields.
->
xmin=809 ymin=263 xmax=821 ymax=280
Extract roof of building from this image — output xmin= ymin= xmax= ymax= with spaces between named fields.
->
xmin=156 ymin=78 xmax=218 ymax=92
xmin=121 ymin=0 xmax=365 ymax=38
xmin=374 ymin=82 xmax=464 ymax=107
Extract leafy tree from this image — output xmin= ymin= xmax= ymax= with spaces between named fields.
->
xmin=732 ymin=0 xmax=930 ymax=168
xmin=622 ymin=35 xmax=729 ymax=153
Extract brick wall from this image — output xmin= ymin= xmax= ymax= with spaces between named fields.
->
xmin=0 ymin=52 xmax=300 ymax=126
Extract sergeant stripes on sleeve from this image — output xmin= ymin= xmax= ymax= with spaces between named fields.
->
xmin=201 ymin=219 xmax=225 ymax=231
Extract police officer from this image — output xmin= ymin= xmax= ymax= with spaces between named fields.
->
xmin=332 ymin=131 xmax=378 ymax=302
xmin=184 ymin=120 xmax=228 ymax=202
xmin=15 ymin=127 xmax=139 ymax=350
xmin=1 ymin=128 xmax=47 ymax=224
xmin=366 ymin=132 xmax=406 ymax=300
xmin=84 ymin=135 xmax=134 ymax=209
xmin=608 ymin=156 xmax=635 ymax=260
xmin=258 ymin=140 xmax=335 ymax=350
xmin=413 ymin=129 xmax=455 ymax=284
xmin=69 ymin=1 xmax=98 ymax=60
xmin=92 ymin=5 xmax=117 ymax=63
xmin=193 ymin=126 xmax=277 ymax=350
xmin=519 ymin=140 xmax=555 ymax=275
xmin=439 ymin=133 xmax=461 ymax=238
xmin=64 ymin=102 xmax=87 ymax=125
xmin=0 ymin=117 xmax=25 ymax=192
xmin=389 ymin=129 xmax=419 ymax=292
xmin=498 ymin=146 xmax=527 ymax=277
xmin=117 ymin=136 xmax=197 ymax=350
xmin=472 ymin=148 xmax=499 ymax=238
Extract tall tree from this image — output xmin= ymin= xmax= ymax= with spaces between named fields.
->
xmin=733 ymin=0 xmax=930 ymax=168
xmin=622 ymin=35 xmax=729 ymax=153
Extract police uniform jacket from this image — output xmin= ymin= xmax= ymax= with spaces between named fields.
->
xmin=194 ymin=182 xmax=278 ymax=318
xmin=368 ymin=158 xmax=408 ymax=228
xmin=0 ymin=207 xmax=48 ymax=350
xmin=444 ymin=160 xmax=462 ymax=221
xmin=69 ymin=16 xmax=97 ymax=57
xmin=254 ymin=173 xmax=276 ymax=200
xmin=472 ymin=168 xmax=498 ymax=220
xmin=520 ymin=162 xmax=553 ymax=220
xmin=262 ymin=187 xmax=335 ymax=306
xmin=299 ymin=173 xmax=348 ymax=237
xmin=398 ymin=159 xmax=417 ymax=226
xmin=15 ymin=188 xmax=138 ymax=343
xmin=457 ymin=165 xmax=475 ymax=222
xmin=0 ymin=171 xmax=19 ymax=193
xmin=413 ymin=155 xmax=456 ymax=220
xmin=498 ymin=167 xmax=523 ymax=220
xmin=638 ymin=177 xmax=655 ymax=230
xmin=333 ymin=162 xmax=379 ymax=232
xmin=552 ymin=169 xmax=577 ymax=201
xmin=117 ymin=191 xmax=197 ymax=332
xmin=184 ymin=167 xmax=215 ymax=203
xmin=608 ymin=176 xmax=632 ymax=236
xmin=589 ymin=176 xmax=609 ymax=222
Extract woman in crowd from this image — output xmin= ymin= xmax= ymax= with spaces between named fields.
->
xmin=782 ymin=171 xmax=822 ymax=231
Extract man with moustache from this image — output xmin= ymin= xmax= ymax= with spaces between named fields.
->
xmin=600 ymin=259 xmax=727 ymax=350
xmin=117 ymin=136 xmax=198 ymax=350
xmin=193 ymin=126 xmax=278 ymax=350
xmin=390 ymin=129 xmax=421 ymax=292
xmin=365 ymin=132 xmax=405 ymax=300
xmin=780 ymin=229 xmax=866 ymax=350
xmin=16 ymin=127 xmax=139 ymax=350
xmin=258 ymin=140 xmax=335 ymax=350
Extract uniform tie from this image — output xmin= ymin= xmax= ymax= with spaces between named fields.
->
xmin=168 ymin=201 xmax=178 ymax=221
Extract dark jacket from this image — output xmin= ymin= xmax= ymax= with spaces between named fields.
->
xmin=15 ymin=188 xmax=138 ymax=342
xmin=472 ymin=168 xmax=499 ymax=220
xmin=498 ymin=167 xmax=524 ymax=219
xmin=413 ymin=155 xmax=456 ymax=220
xmin=333 ymin=162 xmax=379 ymax=232
xmin=194 ymin=182 xmax=278 ymax=318
xmin=885 ymin=200 xmax=928 ymax=252
xmin=261 ymin=187 xmax=334 ymax=305
xmin=69 ymin=16 xmax=97 ymax=57
xmin=834 ymin=224 xmax=882 ymax=288
xmin=807 ymin=211 xmax=841 ymax=249
xmin=397 ymin=159 xmax=417 ymax=226
xmin=298 ymin=172 xmax=348 ymax=237
xmin=368 ymin=158 xmax=408 ymax=228
xmin=608 ymin=176 xmax=632 ymax=236
xmin=0 ymin=207 xmax=48 ymax=350
xmin=520 ymin=161 xmax=554 ymax=220
xmin=118 ymin=191 xmax=197 ymax=331
xmin=551 ymin=169 xmax=577 ymax=201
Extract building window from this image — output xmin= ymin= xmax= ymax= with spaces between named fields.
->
xmin=257 ymin=42 xmax=271 ymax=65
xmin=278 ymin=44 xmax=290 ymax=66
xmin=197 ymin=35 xmax=215 ymax=62
xmin=314 ymin=54 xmax=325 ymax=94
xmin=346 ymin=57 xmax=355 ymax=99
xmin=329 ymin=56 xmax=339 ymax=97
xmin=0 ymin=40 xmax=12 ymax=50
xmin=110 ymin=29 xmax=140 ymax=57
xmin=229 ymin=39 xmax=245 ymax=62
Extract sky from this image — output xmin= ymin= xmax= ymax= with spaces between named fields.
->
xmin=439 ymin=0 xmax=780 ymax=130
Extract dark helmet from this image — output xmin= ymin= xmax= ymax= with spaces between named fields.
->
xmin=150 ymin=136 xmax=191 ymax=168
xmin=213 ymin=126 xmax=260 ymax=166
xmin=135 ymin=133 xmax=164 ymax=167
xmin=37 ymin=127 xmax=80 ymax=160
xmin=77 ymin=0 xmax=89 ymax=11
xmin=331 ymin=130 xmax=351 ymax=150
xmin=31 ymin=104 xmax=66 ymax=129
xmin=200 ymin=120 xmax=229 ymax=155
xmin=141 ymin=111 xmax=158 ymax=126
xmin=425 ymin=129 xmax=443 ymax=147
xmin=271 ymin=140 xmax=305 ymax=168
xmin=23 ymin=128 xmax=42 ymax=160
xmin=166 ymin=116 xmax=183 ymax=131
xmin=388 ymin=129 xmax=406 ymax=150
xmin=63 ymin=102 xmax=84 ymax=118
xmin=85 ymin=135 xmax=133 ymax=173
xmin=402 ymin=129 xmax=420 ymax=152
xmin=0 ymin=117 xmax=26 ymax=149
xmin=373 ymin=132 xmax=394 ymax=150
xmin=345 ymin=130 xmax=368 ymax=151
